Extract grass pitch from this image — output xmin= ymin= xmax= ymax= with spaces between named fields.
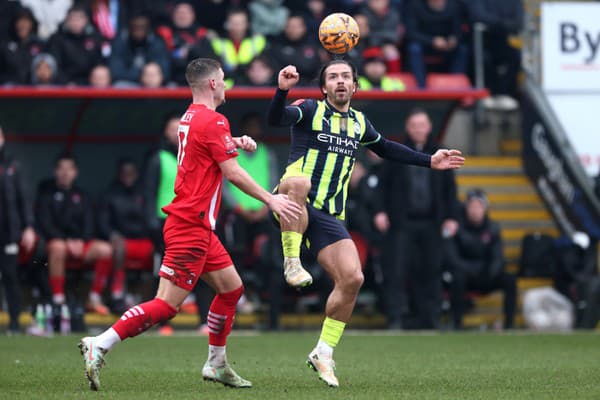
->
xmin=1 ymin=331 xmax=599 ymax=400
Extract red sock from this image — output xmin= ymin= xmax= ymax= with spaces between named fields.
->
xmin=91 ymin=258 xmax=112 ymax=295
xmin=112 ymin=297 xmax=177 ymax=340
xmin=208 ymin=286 xmax=243 ymax=346
xmin=386 ymin=57 xmax=401 ymax=73
xmin=111 ymin=268 xmax=126 ymax=298
xmin=49 ymin=276 xmax=65 ymax=296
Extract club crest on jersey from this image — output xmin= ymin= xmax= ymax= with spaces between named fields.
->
xmin=354 ymin=122 xmax=361 ymax=136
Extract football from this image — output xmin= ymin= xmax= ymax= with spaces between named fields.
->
xmin=318 ymin=13 xmax=360 ymax=54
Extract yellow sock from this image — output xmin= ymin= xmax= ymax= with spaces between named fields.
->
xmin=319 ymin=317 xmax=346 ymax=348
xmin=281 ymin=231 xmax=302 ymax=258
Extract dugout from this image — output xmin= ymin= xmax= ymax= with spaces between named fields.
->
xmin=0 ymin=87 xmax=486 ymax=196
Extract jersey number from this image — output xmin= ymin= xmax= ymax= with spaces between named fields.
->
xmin=177 ymin=125 xmax=190 ymax=166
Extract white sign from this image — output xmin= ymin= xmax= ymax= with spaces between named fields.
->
xmin=547 ymin=93 xmax=600 ymax=176
xmin=542 ymin=3 xmax=600 ymax=92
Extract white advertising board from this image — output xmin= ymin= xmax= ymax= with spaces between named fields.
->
xmin=547 ymin=94 xmax=600 ymax=176
xmin=542 ymin=3 xmax=600 ymax=92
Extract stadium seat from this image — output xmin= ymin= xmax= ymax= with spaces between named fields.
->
xmin=425 ymin=73 xmax=472 ymax=90
xmin=387 ymin=73 xmax=418 ymax=90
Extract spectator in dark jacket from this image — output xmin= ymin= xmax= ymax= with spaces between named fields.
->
xmin=156 ymin=1 xmax=216 ymax=86
xmin=195 ymin=0 xmax=236 ymax=35
xmin=47 ymin=5 xmax=105 ymax=85
xmin=0 ymin=1 xmax=20 ymax=38
xmin=468 ymin=0 xmax=523 ymax=109
xmin=301 ymin=0 xmax=332 ymax=39
xmin=109 ymin=14 xmax=170 ymax=85
xmin=404 ymin=0 xmax=468 ymax=88
xmin=96 ymin=158 xmax=152 ymax=313
xmin=373 ymin=108 xmax=459 ymax=329
xmin=36 ymin=154 xmax=113 ymax=314
xmin=360 ymin=0 xmax=402 ymax=72
xmin=0 ymin=126 xmax=36 ymax=333
xmin=444 ymin=189 xmax=516 ymax=329
xmin=236 ymin=55 xmax=277 ymax=86
xmin=0 ymin=6 xmax=44 ymax=85
xmin=266 ymin=14 xmax=320 ymax=86
xmin=553 ymin=233 xmax=599 ymax=329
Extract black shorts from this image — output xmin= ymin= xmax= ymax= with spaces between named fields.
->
xmin=304 ymin=204 xmax=351 ymax=255
xmin=272 ymin=203 xmax=351 ymax=256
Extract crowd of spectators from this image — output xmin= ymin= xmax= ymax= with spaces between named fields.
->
xmin=1 ymin=0 xmax=523 ymax=97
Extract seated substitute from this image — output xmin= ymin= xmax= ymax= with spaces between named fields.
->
xmin=444 ymin=188 xmax=516 ymax=330
xmin=36 ymin=153 xmax=113 ymax=314
xmin=96 ymin=158 xmax=153 ymax=314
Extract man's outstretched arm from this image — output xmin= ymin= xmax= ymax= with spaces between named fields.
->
xmin=366 ymin=136 xmax=465 ymax=170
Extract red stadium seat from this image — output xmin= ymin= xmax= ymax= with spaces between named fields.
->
xmin=425 ymin=73 xmax=472 ymax=90
xmin=387 ymin=73 xmax=418 ymax=90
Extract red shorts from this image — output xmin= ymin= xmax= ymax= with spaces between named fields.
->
xmin=124 ymin=238 xmax=154 ymax=270
xmin=159 ymin=216 xmax=233 ymax=291
xmin=61 ymin=241 xmax=94 ymax=270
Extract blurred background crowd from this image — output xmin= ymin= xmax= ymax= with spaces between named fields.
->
xmin=2 ymin=0 xmax=599 ymax=336
xmin=1 ymin=0 xmax=522 ymax=103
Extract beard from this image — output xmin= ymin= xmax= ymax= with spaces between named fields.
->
xmin=329 ymin=91 xmax=351 ymax=108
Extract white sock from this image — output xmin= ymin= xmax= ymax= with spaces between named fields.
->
xmin=89 ymin=292 xmax=102 ymax=304
xmin=208 ymin=345 xmax=227 ymax=367
xmin=316 ymin=339 xmax=334 ymax=357
xmin=95 ymin=328 xmax=121 ymax=351
xmin=52 ymin=293 xmax=65 ymax=305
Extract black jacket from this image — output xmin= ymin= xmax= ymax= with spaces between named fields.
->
xmin=346 ymin=161 xmax=387 ymax=243
xmin=444 ymin=208 xmax=504 ymax=280
xmin=97 ymin=181 xmax=148 ymax=240
xmin=0 ymin=148 xmax=34 ymax=243
xmin=404 ymin=0 xmax=463 ymax=45
xmin=47 ymin=24 xmax=105 ymax=85
xmin=373 ymin=137 xmax=458 ymax=229
xmin=266 ymin=33 xmax=321 ymax=86
xmin=35 ymin=180 xmax=94 ymax=241
xmin=0 ymin=34 xmax=45 ymax=84
xmin=109 ymin=30 xmax=170 ymax=83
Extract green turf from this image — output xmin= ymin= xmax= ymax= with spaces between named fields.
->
xmin=1 ymin=331 xmax=599 ymax=399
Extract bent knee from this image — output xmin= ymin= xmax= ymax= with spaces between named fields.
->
xmin=47 ymin=239 xmax=67 ymax=256
xmin=342 ymin=270 xmax=364 ymax=291
xmin=89 ymin=240 xmax=113 ymax=259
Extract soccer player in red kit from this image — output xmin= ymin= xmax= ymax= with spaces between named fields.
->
xmin=78 ymin=58 xmax=302 ymax=391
